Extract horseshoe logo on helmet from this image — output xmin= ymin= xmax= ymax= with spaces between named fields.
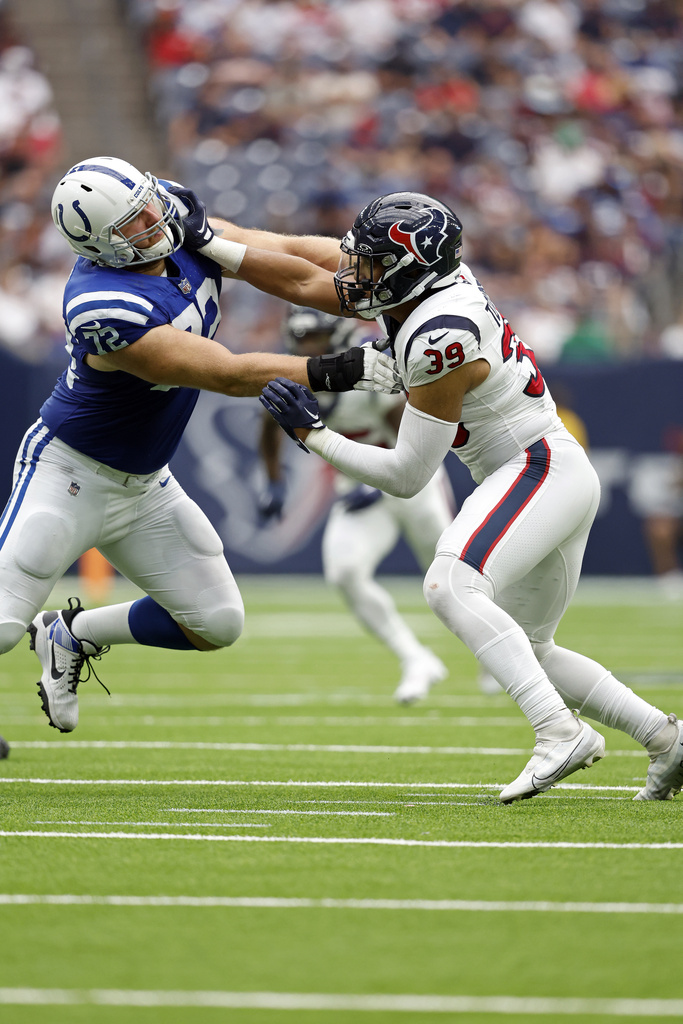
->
xmin=388 ymin=208 xmax=448 ymax=266
xmin=56 ymin=199 xmax=93 ymax=242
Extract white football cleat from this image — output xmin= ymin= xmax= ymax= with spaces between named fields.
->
xmin=633 ymin=714 xmax=683 ymax=801
xmin=393 ymin=650 xmax=448 ymax=705
xmin=28 ymin=597 xmax=108 ymax=733
xmin=500 ymin=721 xmax=606 ymax=804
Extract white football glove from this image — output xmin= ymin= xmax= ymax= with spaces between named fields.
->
xmin=354 ymin=343 xmax=404 ymax=394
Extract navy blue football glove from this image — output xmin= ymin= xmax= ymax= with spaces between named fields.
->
xmin=260 ymin=378 xmax=324 ymax=453
xmin=166 ymin=185 xmax=215 ymax=251
xmin=342 ymin=483 xmax=383 ymax=513
xmin=258 ymin=479 xmax=286 ymax=521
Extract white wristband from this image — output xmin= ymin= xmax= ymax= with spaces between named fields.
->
xmin=199 ymin=235 xmax=247 ymax=274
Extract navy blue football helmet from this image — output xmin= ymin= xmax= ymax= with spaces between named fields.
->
xmin=334 ymin=192 xmax=463 ymax=318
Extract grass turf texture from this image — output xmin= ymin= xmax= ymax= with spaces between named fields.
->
xmin=0 ymin=576 xmax=682 ymax=1023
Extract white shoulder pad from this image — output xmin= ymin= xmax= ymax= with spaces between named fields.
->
xmin=400 ymin=313 xmax=484 ymax=389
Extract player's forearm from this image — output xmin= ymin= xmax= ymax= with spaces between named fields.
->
xmin=209 ymin=219 xmax=341 ymax=271
xmin=306 ymin=404 xmax=456 ymax=498
xmin=215 ymin=353 xmax=311 ymax=397
xmin=116 ymin=338 xmax=311 ymax=396
xmin=201 ymin=234 xmax=340 ymax=315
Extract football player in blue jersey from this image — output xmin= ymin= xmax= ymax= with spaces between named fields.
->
xmin=0 ymin=156 xmax=399 ymax=735
xmin=187 ymin=189 xmax=683 ymax=804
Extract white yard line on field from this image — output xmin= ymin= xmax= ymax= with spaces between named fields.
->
xmin=2 ymin=777 xmax=641 ymax=792
xmin=32 ymin=820 xmax=272 ymax=828
xmin=0 ymin=830 xmax=678 ymax=850
xmin=164 ymin=808 xmax=396 ymax=816
xmin=3 ymin=715 xmax=524 ymax=728
xmin=0 ymin=988 xmax=682 ymax=1015
xmin=2 ymin=894 xmax=683 ymax=914
xmin=7 ymin=740 xmax=647 ymax=758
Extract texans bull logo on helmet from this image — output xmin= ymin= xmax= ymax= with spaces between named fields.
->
xmin=388 ymin=208 xmax=449 ymax=266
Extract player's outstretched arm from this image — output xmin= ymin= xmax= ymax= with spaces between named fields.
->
xmin=261 ymin=378 xmax=456 ymax=498
xmin=260 ymin=362 xmax=489 ymax=497
xmin=83 ymin=324 xmax=395 ymax=398
xmin=208 ymin=218 xmax=342 ymax=273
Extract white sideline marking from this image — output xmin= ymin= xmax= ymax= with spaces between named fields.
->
xmin=1 ymin=830 xmax=680 ymax=850
xmin=3 ymin=894 xmax=683 ymax=915
xmin=0 ymin=988 xmax=682 ymax=1015
xmin=2 ymin=777 xmax=641 ymax=792
xmin=5 ymin=740 xmax=647 ymax=758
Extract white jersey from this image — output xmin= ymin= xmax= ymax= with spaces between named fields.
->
xmin=388 ymin=262 xmax=563 ymax=484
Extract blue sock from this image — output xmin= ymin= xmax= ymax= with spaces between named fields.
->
xmin=128 ymin=597 xmax=195 ymax=650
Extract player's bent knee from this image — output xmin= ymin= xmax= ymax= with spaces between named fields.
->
xmin=325 ymin=563 xmax=368 ymax=592
xmin=424 ymin=554 xmax=494 ymax=635
xmin=531 ymin=639 xmax=555 ymax=665
xmin=199 ymin=602 xmax=245 ymax=648
xmin=14 ymin=512 xmax=75 ymax=578
xmin=423 ymin=554 xmax=457 ymax=617
xmin=0 ymin=619 xmax=29 ymax=655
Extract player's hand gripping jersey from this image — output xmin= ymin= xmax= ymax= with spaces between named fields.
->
xmin=387 ymin=263 xmax=563 ymax=484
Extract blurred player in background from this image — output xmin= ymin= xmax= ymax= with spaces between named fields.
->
xmin=0 ymin=157 xmax=397 ymax=734
xmin=0 ymin=732 xmax=8 ymax=758
xmin=637 ymin=425 xmax=683 ymax=600
xmin=191 ymin=187 xmax=683 ymax=803
xmin=259 ymin=304 xmax=454 ymax=704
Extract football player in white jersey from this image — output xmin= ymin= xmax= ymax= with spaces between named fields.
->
xmin=0 ymin=156 xmax=398 ymax=733
xmin=260 ymin=304 xmax=454 ymax=704
xmin=189 ymin=190 xmax=683 ymax=803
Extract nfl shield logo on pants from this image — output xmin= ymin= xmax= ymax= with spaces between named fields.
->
xmin=68 ymin=481 xmax=81 ymax=497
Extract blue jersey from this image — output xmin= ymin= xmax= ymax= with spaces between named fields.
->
xmin=40 ymin=246 xmax=222 ymax=474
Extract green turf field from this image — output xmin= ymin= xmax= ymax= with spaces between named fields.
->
xmin=1 ymin=576 xmax=682 ymax=1023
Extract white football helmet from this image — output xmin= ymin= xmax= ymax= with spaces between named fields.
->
xmin=51 ymin=156 xmax=185 ymax=267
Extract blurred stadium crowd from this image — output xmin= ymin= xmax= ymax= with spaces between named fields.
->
xmin=2 ymin=0 xmax=683 ymax=364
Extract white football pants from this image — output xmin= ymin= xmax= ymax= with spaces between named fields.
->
xmin=0 ymin=422 xmax=244 ymax=654
xmin=423 ymin=431 xmax=666 ymax=745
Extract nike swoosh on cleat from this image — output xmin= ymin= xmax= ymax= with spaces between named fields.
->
xmin=50 ymin=647 xmax=65 ymax=681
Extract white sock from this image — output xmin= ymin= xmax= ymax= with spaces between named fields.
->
xmin=476 ymin=628 xmax=579 ymax=740
xmin=534 ymin=643 xmax=670 ymax=752
xmin=71 ymin=602 xmax=138 ymax=648
xmin=585 ymin=675 xmax=670 ymax=752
